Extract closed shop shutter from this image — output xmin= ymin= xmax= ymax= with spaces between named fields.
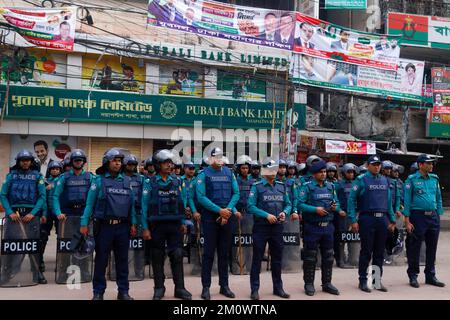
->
xmin=89 ymin=138 xmax=142 ymax=172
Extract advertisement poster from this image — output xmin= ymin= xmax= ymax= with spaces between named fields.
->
xmin=291 ymin=54 xmax=425 ymax=101
xmin=159 ymin=65 xmax=204 ymax=96
xmin=216 ymin=69 xmax=266 ymax=101
xmin=388 ymin=12 xmax=450 ymax=50
xmin=9 ymin=135 xmax=77 ymax=167
xmin=0 ymin=48 xmax=66 ymax=88
xmin=82 ymin=55 xmax=146 ymax=93
xmin=427 ymin=68 xmax=450 ymax=138
xmin=1 ymin=7 xmax=76 ymax=51
xmin=325 ymin=139 xmax=376 ymax=155
xmin=147 ymin=0 xmax=296 ymax=50
xmin=293 ymin=13 xmax=401 ymax=70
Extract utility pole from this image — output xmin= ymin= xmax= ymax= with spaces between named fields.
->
xmin=399 ymin=0 xmax=409 ymax=153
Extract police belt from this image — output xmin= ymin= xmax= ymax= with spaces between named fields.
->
xmin=305 ymin=221 xmax=330 ymax=227
xmin=11 ymin=207 xmax=33 ymax=216
xmin=360 ymin=212 xmax=386 ymax=218
xmin=99 ymin=217 xmax=129 ymax=225
xmin=411 ymin=210 xmax=436 ymax=216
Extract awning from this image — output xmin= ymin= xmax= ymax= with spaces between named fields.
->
xmin=297 ymin=130 xmax=359 ymax=141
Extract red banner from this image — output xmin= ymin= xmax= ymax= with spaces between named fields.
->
xmin=325 ymin=140 xmax=376 ymax=155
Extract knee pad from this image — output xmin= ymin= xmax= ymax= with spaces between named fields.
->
xmin=322 ymin=249 xmax=334 ymax=263
xmin=303 ymin=250 xmax=318 ymax=263
xmin=169 ymin=248 xmax=184 ymax=261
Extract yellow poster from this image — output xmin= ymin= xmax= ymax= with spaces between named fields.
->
xmin=82 ymin=55 xmax=145 ymax=93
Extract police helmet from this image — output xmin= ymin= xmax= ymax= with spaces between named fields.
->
xmin=306 ymin=155 xmax=321 ymax=167
xmin=381 ymin=160 xmax=393 ymax=170
xmin=70 ymin=232 xmax=95 ymax=260
xmin=63 ymin=157 xmax=72 ymax=169
xmin=251 ymin=160 xmax=261 ymax=169
xmin=326 ymin=162 xmax=338 ymax=172
xmin=341 ymin=163 xmax=357 ymax=175
xmin=102 ymin=148 xmax=124 ymax=166
xmin=184 ymin=161 xmax=195 ymax=169
xmin=287 ymin=160 xmax=297 ymax=169
xmin=15 ymin=149 xmax=34 ymax=162
xmin=236 ymin=155 xmax=252 ymax=166
xmin=410 ymin=162 xmax=418 ymax=174
xmin=201 ymin=156 xmax=209 ymax=169
xmin=152 ymin=149 xmax=175 ymax=165
xmin=261 ymin=158 xmax=279 ymax=176
xmin=277 ymin=159 xmax=287 ymax=167
xmin=297 ymin=163 xmax=306 ymax=172
xmin=32 ymin=157 xmax=41 ymax=172
xmin=385 ymin=227 xmax=400 ymax=256
xmin=48 ymin=160 xmax=63 ymax=171
xmin=123 ymin=154 xmax=139 ymax=166
xmin=70 ymin=149 xmax=87 ymax=163
xmin=144 ymin=157 xmax=154 ymax=169
xmin=358 ymin=165 xmax=368 ymax=174
xmin=392 ymin=164 xmax=405 ymax=175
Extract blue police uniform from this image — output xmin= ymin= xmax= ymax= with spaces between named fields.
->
xmin=334 ymin=178 xmax=353 ymax=265
xmin=403 ymin=171 xmax=444 ymax=284
xmin=348 ymin=172 xmax=396 ymax=287
xmin=82 ymin=171 xmax=137 ymax=297
xmin=236 ymin=175 xmax=254 ymax=214
xmin=129 ymin=172 xmax=144 ymax=216
xmin=196 ymin=165 xmax=240 ymax=292
xmin=141 ymin=174 xmax=192 ymax=299
xmin=298 ymin=176 xmax=341 ymax=295
xmin=52 ymin=169 xmax=94 ymax=217
xmin=248 ymin=179 xmax=291 ymax=295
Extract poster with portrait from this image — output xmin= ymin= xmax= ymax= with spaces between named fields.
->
xmin=147 ymin=0 xmax=295 ymax=50
xmin=293 ymin=12 xmax=401 ymax=70
xmin=216 ymin=69 xmax=266 ymax=101
xmin=159 ymin=64 xmax=204 ymax=96
xmin=82 ymin=55 xmax=145 ymax=93
xmin=291 ymin=53 xmax=424 ymax=101
xmin=0 ymin=48 xmax=66 ymax=88
xmin=1 ymin=7 xmax=76 ymax=51
xmin=9 ymin=135 xmax=77 ymax=176
xmin=431 ymin=67 xmax=450 ymax=113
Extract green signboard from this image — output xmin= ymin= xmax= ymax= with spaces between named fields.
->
xmin=0 ymin=85 xmax=305 ymax=130
xmin=325 ymin=0 xmax=367 ymax=9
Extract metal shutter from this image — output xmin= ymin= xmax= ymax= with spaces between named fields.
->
xmin=89 ymin=138 xmax=142 ymax=172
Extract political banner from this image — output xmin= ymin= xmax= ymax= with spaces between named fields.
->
xmin=0 ymin=48 xmax=66 ymax=88
xmin=0 ymin=7 xmax=76 ymax=51
xmin=82 ymin=55 xmax=146 ymax=93
xmin=159 ymin=65 xmax=204 ymax=97
xmin=427 ymin=67 xmax=450 ymax=138
xmin=291 ymin=53 xmax=425 ymax=102
xmin=325 ymin=140 xmax=376 ymax=155
xmin=147 ymin=0 xmax=295 ymax=51
xmin=216 ymin=69 xmax=266 ymax=101
xmin=293 ymin=13 xmax=400 ymax=70
xmin=388 ymin=12 xmax=450 ymax=50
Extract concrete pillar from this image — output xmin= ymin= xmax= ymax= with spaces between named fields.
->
xmin=67 ymin=54 xmax=82 ymax=90
xmin=142 ymin=139 xmax=153 ymax=160
xmin=146 ymin=63 xmax=159 ymax=95
xmin=204 ymin=67 xmax=217 ymax=98
xmin=0 ymin=134 xmax=11 ymax=187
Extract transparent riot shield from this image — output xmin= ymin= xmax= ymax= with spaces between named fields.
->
xmin=55 ymin=216 xmax=93 ymax=284
xmin=281 ymin=218 xmax=301 ymax=273
xmin=230 ymin=214 xmax=253 ymax=275
xmin=0 ymin=216 xmax=41 ymax=287
xmin=185 ymin=220 xmax=218 ymax=276
xmin=109 ymin=215 xmax=145 ymax=281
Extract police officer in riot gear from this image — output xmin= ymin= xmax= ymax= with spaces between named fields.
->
xmin=39 ymin=160 xmax=63 ymax=272
xmin=248 ymin=158 xmax=296 ymax=300
xmin=404 ymin=154 xmax=445 ymax=288
xmin=81 ymin=148 xmax=137 ymax=300
xmin=276 ymin=159 xmax=287 ymax=182
xmin=144 ymin=157 xmax=156 ymax=177
xmin=1 ymin=150 xmax=47 ymax=284
xmin=298 ymin=160 xmax=341 ymax=296
xmin=196 ymin=147 xmax=240 ymax=300
xmin=302 ymin=155 xmax=322 ymax=183
xmin=251 ymin=160 xmax=262 ymax=181
xmin=334 ymin=163 xmax=356 ymax=268
xmin=326 ymin=162 xmax=338 ymax=184
xmin=286 ymin=161 xmax=298 ymax=180
xmin=62 ymin=157 xmax=72 ymax=172
xmin=141 ymin=149 xmax=192 ymax=300
xmin=235 ymin=155 xmax=254 ymax=216
xmin=348 ymin=155 xmax=396 ymax=293
xmin=181 ymin=161 xmax=197 ymax=218
xmin=410 ymin=162 xmax=419 ymax=175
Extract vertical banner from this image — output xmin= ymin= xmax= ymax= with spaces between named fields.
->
xmin=427 ymin=67 xmax=450 ymax=138
xmin=147 ymin=0 xmax=295 ymax=50
xmin=1 ymin=7 xmax=76 ymax=51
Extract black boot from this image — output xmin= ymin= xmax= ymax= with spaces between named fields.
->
xmin=359 ymin=280 xmax=371 ymax=293
xmin=219 ymin=286 xmax=236 ymax=298
xmin=151 ymin=248 xmax=166 ymax=300
xmin=201 ymin=287 xmax=211 ymax=300
xmin=321 ymin=249 xmax=339 ymax=295
xmin=303 ymin=249 xmax=317 ymax=296
xmin=169 ymin=249 xmax=192 ymax=300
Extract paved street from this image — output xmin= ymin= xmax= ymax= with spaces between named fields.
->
xmin=2 ymin=231 xmax=450 ymax=300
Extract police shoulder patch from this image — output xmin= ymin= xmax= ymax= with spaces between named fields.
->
xmin=90 ymin=184 xmax=97 ymax=191
xmin=353 ymin=185 xmax=358 ymax=191
xmin=39 ymin=179 xmax=44 ymax=185
xmin=197 ymin=179 xmax=202 ymax=184
xmin=405 ymin=183 xmax=411 ymax=189
xmin=143 ymin=189 xmax=148 ymax=194
xmin=249 ymin=192 xmax=255 ymax=197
